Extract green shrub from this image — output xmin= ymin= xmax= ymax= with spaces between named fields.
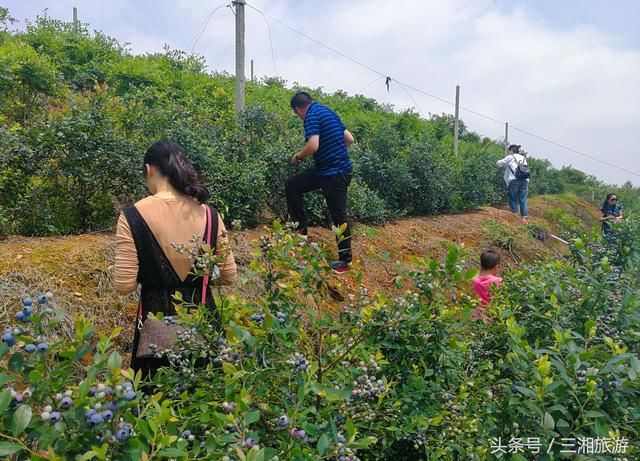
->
xmin=347 ymin=180 xmax=388 ymax=224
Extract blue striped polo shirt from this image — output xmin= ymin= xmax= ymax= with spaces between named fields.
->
xmin=303 ymin=102 xmax=352 ymax=176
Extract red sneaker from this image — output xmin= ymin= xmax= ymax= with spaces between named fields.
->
xmin=330 ymin=260 xmax=350 ymax=274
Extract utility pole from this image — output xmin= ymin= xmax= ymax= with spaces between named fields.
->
xmin=504 ymin=122 xmax=509 ymax=155
xmin=453 ymin=85 xmax=460 ymax=155
xmin=73 ymin=7 xmax=78 ymax=25
xmin=233 ymin=0 xmax=246 ymax=116
xmin=251 ymin=59 xmax=254 ymax=83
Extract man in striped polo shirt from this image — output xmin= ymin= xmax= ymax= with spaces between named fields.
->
xmin=287 ymin=91 xmax=355 ymax=273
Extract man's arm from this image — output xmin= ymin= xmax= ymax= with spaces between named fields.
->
xmin=344 ymin=129 xmax=354 ymax=148
xmin=291 ymin=135 xmax=319 ymax=165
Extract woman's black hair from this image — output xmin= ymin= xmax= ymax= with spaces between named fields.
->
xmin=143 ymin=141 xmax=209 ymax=203
xmin=601 ymin=193 xmax=617 ymax=211
xmin=508 ymin=144 xmax=521 ymax=154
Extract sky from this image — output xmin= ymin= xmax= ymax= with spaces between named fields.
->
xmin=5 ymin=0 xmax=640 ymax=186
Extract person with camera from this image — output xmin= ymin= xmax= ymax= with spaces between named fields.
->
xmin=286 ymin=91 xmax=355 ymax=273
xmin=497 ymin=144 xmax=530 ymax=223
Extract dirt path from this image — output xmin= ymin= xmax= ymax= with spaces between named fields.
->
xmin=0 ymin=194 xmax=600 ymax=351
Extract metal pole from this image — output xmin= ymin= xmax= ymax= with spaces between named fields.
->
xmin=251 ymin=59 xmax=254 ymax=83
xmin=453 ymin=85 xmax=460 ymax=155
xmin=73 ymin=7 xmax=78 ymax=25
xmin=233 ymin=0 xmax=245 ymax=115
xmin=504 ymin=122 xmax=509 ymax=155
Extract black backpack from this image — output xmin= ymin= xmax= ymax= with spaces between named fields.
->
xmin=510 ymin=154 xmax=531 ymax=180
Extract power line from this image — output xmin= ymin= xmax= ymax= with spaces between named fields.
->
xmin=509 ymin=125 xmax=640 ymax=178
xmin=188 ymin=4 xmax=232 ymax=53
xmin=245 ymin=3 xmax=279 ymax=78
xmin=244 ymin=2 xmax=640 ymax=179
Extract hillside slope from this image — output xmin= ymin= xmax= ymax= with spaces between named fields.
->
xmin=0 ymin=194 xmax=601 ymax=353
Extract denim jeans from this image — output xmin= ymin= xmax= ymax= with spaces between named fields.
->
xmin=508 ymin=179 xmax=528 ymax=217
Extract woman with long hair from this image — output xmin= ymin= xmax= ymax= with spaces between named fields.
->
xmin=114 ymin=141 xmax=237 ymax=377
xmin=600 ymin=193 xmax=623 ymax=236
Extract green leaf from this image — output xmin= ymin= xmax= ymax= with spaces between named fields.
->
xmin=0 ymin=441 xmax=22 ymax=456
xmin=0 ymin=342 xmax=9 ymax=360
xmin=514 ymin=385 xmax=537 ymax=398
xmin=594 ymin=418 xmax=608 ymax=437
xmin=317 ymin=434 xmax=330 ymax=456
xmin=12 ymin=404 xmax=32 ymax=436
xmin=345 ymin=419 xmax=356 ymax=442
xmin=584 ymin=410 xmax=606 ymax=418
xmin=556 ymin=418 xmax=570 ymax=436
xmin=158 ymin=448 xmax=188 ymax=457
xmin=76 ymin=450 xmax=99 ymax=461
xmin=0 ymin=389 xmax=12 ymax=414
xmin=28 ymin=369 xmax=42 ymax=385
xmin=107 ymin=351 xmax=122 ymax=370
xmin=245 ymin=410 xmax=260 ymax=425
xmin=542 ymin=412 xmax=554 ymax=430
xmin=0 ymin=372 xmax=10 ymax=388
xmin=8 ymin=352 xmax=23 ymax=373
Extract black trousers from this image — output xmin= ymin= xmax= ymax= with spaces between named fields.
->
xmin=285 ymin=168 xmax=352 ymax=262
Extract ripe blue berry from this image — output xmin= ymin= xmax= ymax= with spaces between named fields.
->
xmin=116 ymin=428 xmax=131 ymax=442
xmin=244 ymin=437 xmax=255 ymax=448
xmin=49 ymin=412 xmax=62 ymax=423
xmin=15 ymin=311 xmax=26 ymax=322
xmin=124 ymin=390 xmax=136 ymax=401
xmin=2 ymin=334 xmax=16 ymax=346
xmin=60 ymin=397 xmax=73 ymax=409
xmin=89 ymin=413 xmax=104 ymax=425
xmin=24 ymin=344 xmax=37 ymax=353
xmin=37 ymin=295 xmax=48 ymax=305
xmin=181 ymin=429 xmax=191 ymax=438
xmin=85 ymin=409 xmax=97 ymax=420
xmin=278 ymin=415 xmax=289 ymax=427
xmin=22 ymin=305 xmax=34 ymax=315
xmin=22 ymin=297 xmax=33 ymax=307
xmin=37 ymin=343 xmax=48 ymax=352
xmin=102 ymin=410 xmax=114 ymax=421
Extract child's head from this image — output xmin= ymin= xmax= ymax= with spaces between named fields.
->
xmin=480 ymin=249 xmax=501 ymax=273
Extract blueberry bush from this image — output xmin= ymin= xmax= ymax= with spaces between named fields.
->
xmin=1 ymin=9 xmax=638 ymax=236
xmin=2 ymin=217 xmax=639 ymax=460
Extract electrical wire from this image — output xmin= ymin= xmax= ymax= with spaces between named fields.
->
xmin=188 ymin=4 xmax=231 ymax=53
xmin=244 ymin=1 xmax=640 ymax=179
xmin=245 ymin=3 xmax=279 ymax=78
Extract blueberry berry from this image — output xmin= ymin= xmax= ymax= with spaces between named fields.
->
xmin=2 ymin=332 xmax=16 ymax=346
xmin=60 ymin=396 xmax=73 ymax=410
xmin=15 ymin=311 xmax=27 ymax=322
xmin=89 ymin=413 xmax=104 ymax=425
xmin=102 ymin=410 xmax=114 ymax=421
xmin=37 ymin=295 xmax=48 ymax=305
xmin=22 ymin=297 xmax=33 ymax=306
xmin=278 ymin=415 xmax=289 ymax=427
xmin=49 ymin=412 xmax=62 ymax=423
xmin=116 ymin=428 xmax=131 ymax=442
xmin=24 ymin=344 xmax=37 ymax=353
xmin=37 ymin=343 xmax=48 ymax=352
xmin=124 ymin=390 xmax=136 ymax=401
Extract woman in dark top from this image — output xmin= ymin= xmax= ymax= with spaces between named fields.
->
xmin=114 ymin=141 xmax=237 ymax=378
xmin=600 ymin=193 xmax=623 ymax=236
